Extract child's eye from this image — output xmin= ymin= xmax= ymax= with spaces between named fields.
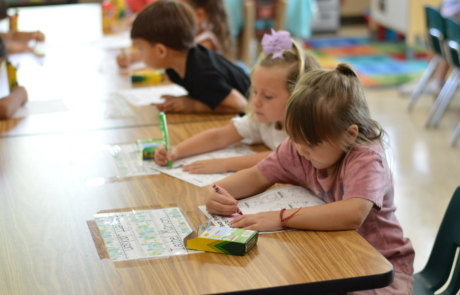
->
xmin=264 ymin=95 xmax=273 ymax=99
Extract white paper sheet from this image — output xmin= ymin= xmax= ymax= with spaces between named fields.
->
xmin=12 ymin=99 xmax=70 ymax=118
xmin=85 ymin=32 xmax=131 ymax=50
xmin=94 ymin=207 xmax=196 ymax=261
xmin=153 ymin=146 xmax=255 ymax=187
xmin=117 ymin=84 xmax=188 ymax=106
xmin=199 ymin=186 xmax=325 ymax=233
xmin=107 ymin=144 xmax=160 ymax=177
xmin=64 ymin=95 xmax=134 ymax=118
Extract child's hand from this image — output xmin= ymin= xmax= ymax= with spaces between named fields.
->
xmin=13 ymin=86 xmax=28 ymax=104
xmin=182 ymin=159 xmax=228 ymax=174
xmin=117 ymin=51 xmax=131 ymax=68
xmin=205 ymin=185 xmax=239 ymax=216
xmin=156 ymin=96 xmax=195 ymax=113
xmin=154 ymin=145 xmax=178 ymax=166
xmin=231 ymin=211 xmax=282 ymax=232
xmin=6 ymin=40 xmax=34 ymax=54
xmin=32 ymin=31 xmax=45 ymax=42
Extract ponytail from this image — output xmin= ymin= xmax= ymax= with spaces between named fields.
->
xmin=335 ymin=63 xmax=359 ymax=78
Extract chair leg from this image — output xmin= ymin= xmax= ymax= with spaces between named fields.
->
xmin=408 ymin=55 xmax=441 ymax=111
xmin=429 ymin=69 xmax=460 ymax=128
xmin=425 ymin=69 xmax=459 ymax=128
xmin=450 ymin=122 xmax=460 ymax=146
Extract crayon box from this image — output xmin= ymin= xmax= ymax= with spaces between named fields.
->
xmin=184 ymin=220 xmax=258 ymax=256
xmin=131 ymin=68 xmax=164 ymax=84
xmin=136 ymin=138 xmax=164 ymax=160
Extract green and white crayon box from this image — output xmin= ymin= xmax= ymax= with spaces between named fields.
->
xmin=184 ymin=220 xmax=258 ymax=256
xmin=136 ymin=138 xmax=164 ymax=160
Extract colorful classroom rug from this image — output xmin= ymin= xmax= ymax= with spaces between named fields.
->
xmin=304 ymin=37 xmax=429 ymax=88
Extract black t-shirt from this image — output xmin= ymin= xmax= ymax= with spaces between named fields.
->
xmin=166 ymin=45 xmax=250 ymax=110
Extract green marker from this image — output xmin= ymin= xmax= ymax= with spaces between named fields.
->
xmin=158 ymin=112 xmax=172 ymax=167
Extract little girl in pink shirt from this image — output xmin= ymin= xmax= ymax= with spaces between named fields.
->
xmin=205 ymin=63 xmax=415 ymax=294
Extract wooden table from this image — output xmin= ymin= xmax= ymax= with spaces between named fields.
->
xmin=0 ymin=120 xmax=393 ymax=295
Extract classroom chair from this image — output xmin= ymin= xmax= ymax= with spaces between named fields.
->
xmin=412 ymin=186 xmax=460 ymax=295
xmin=425 ymin=17 xmax=460 ymax=129
xmin=407 ymin=6 xmax=447 ymax=111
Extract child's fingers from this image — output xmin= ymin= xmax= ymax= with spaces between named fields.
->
xmin=206 ymin=190 xmax=239 ymax=215
xmin=230 ymin=215 xmax=255 ymax=229
xmin=167 ymin=147 xmax=178 ymax=162
xmin=153 ymin=145 xmax=168 ymax=165
xmin=183 ymin=160 xmax=222 ymax=174
xmin=207 ymin=200 xmax=239 ymax=216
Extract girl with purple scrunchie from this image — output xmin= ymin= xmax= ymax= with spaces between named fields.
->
xmin=154 ymin=30 xmax=320 ymax=174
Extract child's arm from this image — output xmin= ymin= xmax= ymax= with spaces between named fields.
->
xmin=183 ymin=151 xmax=272 ymax=174
xmin=0 ymin=86 xmax=28 ymax=119
xmin=157 ymin=89 xmax=247 ymax=114
xmin=205 ymin=165 xmax=274 ymax=215
xmin=154 ymin=123 xmax=244 ymax=166
xmin=0 ymin=31 xmax=45 ymax=43
xmin=117 ymin=49 xmax=142 ymax=68
xmin=231 ymin=196 xmax=374 ymax=232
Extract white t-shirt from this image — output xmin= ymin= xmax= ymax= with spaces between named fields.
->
xmin=231 ymin=115 xmax=287 ymax=151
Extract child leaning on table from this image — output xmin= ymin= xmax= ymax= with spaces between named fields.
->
xmin=129 ymin=0 xmax=250 ymax=114
xmin=205 ymin=63 xmax=415 ymax=294
xmin=154 ymin=30 xmax=320 ymax=174
xmin=0 ymin=37 xmax=27 ymax=119
xmin=118 ymin=0 xmax=232 ymax=67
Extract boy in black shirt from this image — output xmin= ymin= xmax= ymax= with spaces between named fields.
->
xmin=130 ymin=0 xmax=250 ymax=113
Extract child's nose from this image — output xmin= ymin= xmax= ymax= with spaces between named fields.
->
xmin=252 ymin=94 xmax=262 ymax=107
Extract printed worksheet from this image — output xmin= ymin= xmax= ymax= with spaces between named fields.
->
xmin=94 ymin=207 xmax=196 ymax=261
xmin=153 ymin=146 xmax=255 ymax=187
xmin=117 ymin=85 xmax=188 ymax=106
xmin=199 ymin=186 xmax=325 ymax=233
xmin=107 ymin=144 xmax=160 ymax=177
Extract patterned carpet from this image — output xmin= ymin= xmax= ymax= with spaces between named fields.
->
xmin=304 ymin=37 xmax=429 ymax=88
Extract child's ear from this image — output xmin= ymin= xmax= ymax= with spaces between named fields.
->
xmin=156 ymin=44 xmax=168 ymax=59
xmin=345 ymin=124 xmax=359 ymax=144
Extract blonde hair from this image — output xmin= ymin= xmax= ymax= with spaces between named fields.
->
xmin=285 ymin=63 xmax=385 ymax=150
xmin=246 ymin=40 xmax=320 ymax=120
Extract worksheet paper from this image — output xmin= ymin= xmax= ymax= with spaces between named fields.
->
xmin=85 ymin=32 xmax=131 ymax=50
xmin=107 ymin=144 xmax=160 ymax=177
xmin=12 ymin=99 xmax=70 ymax=118
xmin=117 ymin=85 xmax=188 ymax=106
xmin=94 ymin=207 xmax=196 ymax=261
xmin=153 ymin=146 xmax=255 ymax=187
xmin=199 ymin=186 xmax=325 ymax=234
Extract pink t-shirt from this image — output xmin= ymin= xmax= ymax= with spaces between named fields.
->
xmin=258 ymin=138 xmax=415 ymax=275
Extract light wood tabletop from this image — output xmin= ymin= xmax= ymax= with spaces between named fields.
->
xmin=0 ymin=4 xmax=236 ymax=137
xmin=0 ymin=120 xmax=393 ymax=295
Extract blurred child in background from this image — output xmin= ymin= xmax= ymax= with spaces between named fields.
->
xmin=0 ymin=37 xmax=28 ymax=119
xmin=130 ymin=0 xmax=249 ymax=113
xmin=117 ymin=0 xmax=232 ymax=67
xmin=0 ymin=0 xmax=45 ymax=54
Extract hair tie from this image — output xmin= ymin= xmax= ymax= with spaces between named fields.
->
xmin=261 ymin=29 xmax=292 ymax=59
